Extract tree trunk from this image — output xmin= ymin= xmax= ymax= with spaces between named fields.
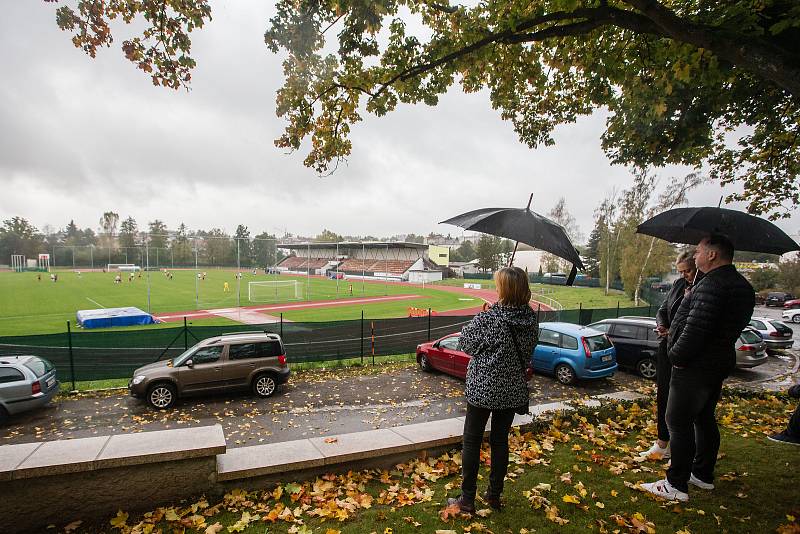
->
xmin=634 ymin=236 xmax=658 ymax=307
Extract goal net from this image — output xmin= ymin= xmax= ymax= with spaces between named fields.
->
xmin=248 ymin=280 xmax=303 ymax=302
xmin=107 ymin=264 xmax=141 ymax=272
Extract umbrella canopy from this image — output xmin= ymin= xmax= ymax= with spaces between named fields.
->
xmin=440 ymin=207 xmax=584 ymax=269
xmin=636 ymin=207 xmax=799 ymax=255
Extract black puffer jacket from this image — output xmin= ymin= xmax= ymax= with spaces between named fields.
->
xmin=656 ymin=276 xmax=691 ymax=330
xmin=458 ymin=304 xmax=538 ymax=410
xmin=668 ymin=264 xmax=754 ymax=378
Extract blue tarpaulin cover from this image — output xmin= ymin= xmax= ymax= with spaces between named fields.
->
xmin=76 ymin=307 xmax=157 ymax=329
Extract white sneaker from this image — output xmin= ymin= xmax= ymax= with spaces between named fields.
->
xmin=689 ymin=473 xmax=714 ymax=490
xmin=639 ymin=442 xmax=671 ymax=460
xmin=640 ymin=479 xmax=689 ymax=502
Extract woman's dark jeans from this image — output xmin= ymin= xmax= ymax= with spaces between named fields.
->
xmin=460 ymin=403 xmax=516 ymax=502
xmin=656 ymin=341 xmax=672 ymax=442
xmin=665 ymin=367 xmax=723 ymax=493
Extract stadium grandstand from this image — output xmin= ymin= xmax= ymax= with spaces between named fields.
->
xmin=276 ymin=242 xmax=443 ymax=282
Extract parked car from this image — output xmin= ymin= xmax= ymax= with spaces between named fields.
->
xmin=0 ymin=355 xmax=59 ymax=425
xmin=747 ymin=317 xmax=794 ymax=351
xmin=417 ymin=324 xmax=617 ymax=386
xmin=531 ymin=323 xmax=617 ymax=385
xmin=416 ymin=332 xmax=470 ymax=379
xmin=129 ymin=331 xmax=290 ymax=409
xmin=766 ymin=291 xmax=795 ymax=307
xmin=783 ymin=308 xmax=800 ymax=324
xmin=783 ymin=298 xmax=800 ymax=310
xmin=735 ymin=327 xmax=768 ymax=369
xmin=587 ymin=317 xmax=660 ymax=379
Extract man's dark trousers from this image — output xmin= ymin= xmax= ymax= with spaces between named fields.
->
xmin=665 ymin=367 xmax=723 ymax=493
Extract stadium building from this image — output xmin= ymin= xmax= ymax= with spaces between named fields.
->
xmin=276 ymin=242 xmax=443 ymax=282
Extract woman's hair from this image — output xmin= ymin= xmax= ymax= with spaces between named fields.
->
xmin=676 ymin=248 xmax=696 ymax=269
xmin=494 ymin=266 xmax=531 ymax=307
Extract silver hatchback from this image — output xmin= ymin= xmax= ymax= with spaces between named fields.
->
xmin=0 ymin=355 xmax=59 ymax=424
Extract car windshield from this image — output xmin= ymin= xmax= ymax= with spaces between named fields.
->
xmin=172 ymin=341 xmax=205 ymax=366
xmin=740 ymin=330 xmax=762 ymax=344
xmin=23 ymin=357 xmax=54 ymax=377
xmin=585 ymin=335 xmax=612 ymax=351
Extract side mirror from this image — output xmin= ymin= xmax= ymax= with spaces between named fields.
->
xmin=432 ymin=341 xmax=440 ymax=348
xmin=186 ymin=359 xmax=194 ymax=368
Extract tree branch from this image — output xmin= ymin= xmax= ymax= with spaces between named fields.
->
xmin=623 ymin=0 xmax=800 ymax=96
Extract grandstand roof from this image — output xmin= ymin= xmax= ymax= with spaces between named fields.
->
xmin=277 ymin=241 xmax=429 ymax=250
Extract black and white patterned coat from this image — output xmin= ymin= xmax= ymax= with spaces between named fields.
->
xmin=457 ymin=304 xmax=539 ymax=410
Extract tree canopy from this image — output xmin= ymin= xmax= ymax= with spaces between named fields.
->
xmin=49 ymin=0 xmax=800 ymax=219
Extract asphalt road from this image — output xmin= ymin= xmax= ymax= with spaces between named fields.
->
xmin=2 ymin=339 xmax=797 ymax=449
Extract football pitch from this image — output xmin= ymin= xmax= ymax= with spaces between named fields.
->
xmin=0 ymin=270 xmax=479 ymax=336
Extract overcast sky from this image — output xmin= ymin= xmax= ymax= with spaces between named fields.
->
xmin=2 ymin=1 xmax=798 ymax=245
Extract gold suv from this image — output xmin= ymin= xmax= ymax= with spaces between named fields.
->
xmin=128 ymin=331 xmax=290 ymax=409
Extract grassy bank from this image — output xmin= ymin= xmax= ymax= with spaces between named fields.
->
xmin=72 ymin=391 xmax=799 ymax=533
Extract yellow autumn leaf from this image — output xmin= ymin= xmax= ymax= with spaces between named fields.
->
xmin=435 ymin=531 xmax=458 ymax=534
xmin=325 ymin=529 xmax=342 ymax=534
xmin=110 ymin=510 xmax=129 ymax=529
xmin=205 ymin=523 xmax=224 ymax=534
xmin=64 ymin=520 xmax=83 ymax=533
xmin=164 ymin=508 xmax=181 ymax=522
xmin=562 ymin=494 xmax=581 ymax=504
xmin=476 ymin=508 xmax=492 ymax=517
xmin=595 ymin=501 xmax=605 ymax=508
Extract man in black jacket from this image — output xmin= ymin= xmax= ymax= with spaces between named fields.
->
xmin=640 ymin=250 xmax=699 ymax=460
xmin=642 ymin=235 xmax=754 ymax=502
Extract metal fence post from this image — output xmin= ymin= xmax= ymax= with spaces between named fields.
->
xmin=616 ymin=301 xmax=620 ymax=318
xmin=360 ymin=310 xmax=364 ymax=365
xmin=578 ymin=302 xmax=583 ymax=325
xmin=537 ymin=303 xmax=541 ymax=323
xmin=184 ymin=317 xmax=188 ymax=350
xmin=280 ymin=313 xmax=283 ymax=338
xmin=371 ymin=321 xmax=375 ymax=365
xmin=427 ymin=308 xmax=432 ymax=341
xmin=648 ymin=303 xmax=652 ymax=316
xmin=67 ymin=321 xmax=76 ymax=391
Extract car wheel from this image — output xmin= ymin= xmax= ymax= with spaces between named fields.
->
xmin=147 ymin=382 xmax=177 ymax=410
xmin=793 ymin=315 xmax=800 ymax=324
xmin=555 ymin=364 xmax=576 ymax=385
xmin=637 ymin=358 xmax=658 ymax=380
xmin=418 ymin=353 xmax=432 ymax=372
xmin=253 ymin=373 xmax=277 ymax=398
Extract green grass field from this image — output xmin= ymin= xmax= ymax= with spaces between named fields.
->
xmin=0 ymin=270 xmax=479 ymax=335
xmin=0 ymin=270 xmax=641 ymax=336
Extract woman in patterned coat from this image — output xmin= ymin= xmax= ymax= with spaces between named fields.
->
xmin=447 ymin=266 xmax=539 ymax=512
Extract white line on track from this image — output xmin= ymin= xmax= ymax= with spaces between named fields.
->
xmin=85 ymin=297 xmax=105 ymax=308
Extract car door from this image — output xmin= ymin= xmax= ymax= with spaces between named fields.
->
xmin=0 ymin=367 xmax=29 ymax=408
xmin=533 ymin=328 xmax=561 ymax=372
xmin=427 ymin=336 xmax=456 ymax=373
xmin=441 ymin=336 xmax=471 ymax=379
xmin=225 ymin=342 xmax=259 ymax=388
xmin=607 ymin=323 xmax=640 ymax=368
xmin=178 ymin=345 xmax=225 ymax=394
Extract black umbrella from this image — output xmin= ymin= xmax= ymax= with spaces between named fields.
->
xmin=636 ymin=207 xmax=799 ymax=255
xmin=440 ymin=194 xmax=584 ymax=284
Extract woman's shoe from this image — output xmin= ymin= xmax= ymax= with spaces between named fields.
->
xmin=639 ymin=441 xmax=671 ymax=460
xmin=482 ymin=491 xmax=502 ymax=510
xmin=446 ymin=496 xmax=476 ymax=513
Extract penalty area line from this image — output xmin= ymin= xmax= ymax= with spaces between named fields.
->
xmin=86 ymin=297 xmax=106 ymax=308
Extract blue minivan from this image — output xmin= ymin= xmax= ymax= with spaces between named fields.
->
xmin=531 ymin=322 xmax=617 ymax=385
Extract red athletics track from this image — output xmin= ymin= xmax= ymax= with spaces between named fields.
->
xmin=152 ymin=279 xmax=553 ymax=324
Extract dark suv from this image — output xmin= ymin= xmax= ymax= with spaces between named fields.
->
xmin=587 ymin=317 xmax=660 ymax=379
xmin=766 ymin=292 xmax=795 ymax=307
xmin=129 ymin=331 xmax=290 ymax=409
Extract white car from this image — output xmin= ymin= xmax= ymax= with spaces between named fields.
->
xmin=782 ymin=309 xmax=800 ymax=324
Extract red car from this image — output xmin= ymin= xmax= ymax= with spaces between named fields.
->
xmin=783 ymin=298 xmax=800 ymax=309
xmin=416 ymin=333 xmax=470 ymax=380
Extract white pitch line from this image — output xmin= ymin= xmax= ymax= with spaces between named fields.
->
xmin=85 ymin=297 xmax=105 ymax=308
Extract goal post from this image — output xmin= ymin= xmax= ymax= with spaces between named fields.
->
xmin=248 ymin=280 xmax=302 ymax=302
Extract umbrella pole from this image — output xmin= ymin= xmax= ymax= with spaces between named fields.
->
xmin=509 ymin=193 xmax=534 ymax=267
xmin=509 ymin=241 xmax=519 ymax=267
